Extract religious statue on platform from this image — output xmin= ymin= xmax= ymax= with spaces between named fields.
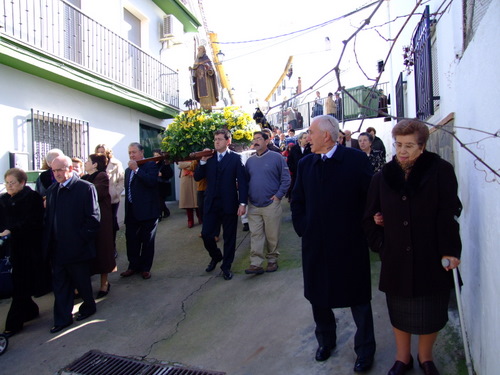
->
xmin=190 ymin=45 xmax=219 ymax=110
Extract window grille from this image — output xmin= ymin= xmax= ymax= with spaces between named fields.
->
xmin=31 ymin=109 xmax=89 ymax=170
xmin=395 ymin=72 xmax=406 ymax=119
xmin=413 ymin=5 xmax=439 ymax=120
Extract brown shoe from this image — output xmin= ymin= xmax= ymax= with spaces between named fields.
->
xmin=266 ymin=262 xmax=279 ymax=272
xmin=244 ymin=265 xmax=265 ymax=275
xmin=141 ymin=271 xmax=152 ymax=279
xmin=120 ymin=269 xmax=136 ymax=277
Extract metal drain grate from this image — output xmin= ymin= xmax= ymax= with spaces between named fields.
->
xmin=59 ymin=350 xmax=226 ymax=375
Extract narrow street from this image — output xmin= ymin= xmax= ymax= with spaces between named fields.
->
xmin=0 ymin=203 xmax=465 ymax=374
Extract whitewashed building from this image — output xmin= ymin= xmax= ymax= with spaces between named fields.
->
xmin=0 ymin=0 xmax=212 ymax=188
xmin=379 ymin=1 xmax=499 ymax=373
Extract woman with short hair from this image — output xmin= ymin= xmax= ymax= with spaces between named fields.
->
xmin=82 ymin=154 xmax=116 ymax=298
xmin=358 ymin=132 xmax=385 ymax=173
xmin=364 ymin=119 xmax=462 ymax=375
xmin=1 ymin=168 xmax=48 ymax=337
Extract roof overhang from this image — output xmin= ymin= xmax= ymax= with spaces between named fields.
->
xmin=152 ymin=0 xmax=201 ymax=33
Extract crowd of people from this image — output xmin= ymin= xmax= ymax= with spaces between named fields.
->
xmin=0 ymin=117 xmax=462 ymax=375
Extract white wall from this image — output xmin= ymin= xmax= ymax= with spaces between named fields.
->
xmin=383 ymin=1 xmax=500 ymax=373
xmin=452 ymin=1 xmax=500 ymax=373
xmin=0 ymin=65 xmax=165 ymax=173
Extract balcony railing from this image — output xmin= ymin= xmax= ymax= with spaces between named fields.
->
xmin=1 ymin=0 xmax=178 ymax=108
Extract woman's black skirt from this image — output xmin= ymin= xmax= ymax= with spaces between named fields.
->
xmin=386 ymin=290 xmax=450 ymax=335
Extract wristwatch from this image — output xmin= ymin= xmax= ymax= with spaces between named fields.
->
xmin=239 ymin=203 xmax=247 ymax=206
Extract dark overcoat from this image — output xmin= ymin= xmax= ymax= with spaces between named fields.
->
xmin=0 ymin=186 xmax=50 ymax=296
xmin=82 ymin=171 xmax=116 ymax=275
xmin=291 ymin=145 xmax=373 ymax=308
xmin=363 ymin=151 xmax=462 ymax=298
xmin=43 ymin=174 xmax=100 ymax=264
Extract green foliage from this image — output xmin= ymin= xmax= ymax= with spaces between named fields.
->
xmin=162 ymin=106 xmax=260 ymax=159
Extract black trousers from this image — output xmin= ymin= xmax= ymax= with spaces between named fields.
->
xmin=125 ymin=210 xmax=158 ymax=272
xmin=201 ymin=199 xmax=237 ymax=272
xmin=52 ymin=260 xmax=96 ymax=326
xmin=312 ymin=302 xmax=376 ymax=359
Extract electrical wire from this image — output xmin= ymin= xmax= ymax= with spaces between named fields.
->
xmin=214 ymin=1 xmax=379 ymax=45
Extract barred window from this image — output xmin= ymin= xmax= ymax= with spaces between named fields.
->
xmin=413 ymin=5 xmax=439 ymax=120
xmin=31 ymin=109 xmax=89 ymax=170
xmin=395 ymin=72 xmax=406 ymax=119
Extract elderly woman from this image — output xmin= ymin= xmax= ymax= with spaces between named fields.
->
xmin=82 ymin=154 xmax=116 ymax=298
xmin=363 ymin=120 xmax=462 ymax=375
xmin=95 ymin=144 xmax=124 ymax=256
xmin=1 ymin=168 xmax=47 ymax=337
xmin=358 ymin=131 xmax=385 ymax=173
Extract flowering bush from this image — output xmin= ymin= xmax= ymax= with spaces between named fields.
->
xmin=161 ymin=106 xmax=259 ymax=159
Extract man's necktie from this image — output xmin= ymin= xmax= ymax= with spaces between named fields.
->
xmin=322 ymin=154 xmax=327 ymax=161
xmin=218 ymin=153 xmax=223 ymax=162
xmin=128 ymin=170 xmax=134 ymax=203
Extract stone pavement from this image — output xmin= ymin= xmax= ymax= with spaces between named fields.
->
xmin=0 ymin=203 xmax=466 ymax=374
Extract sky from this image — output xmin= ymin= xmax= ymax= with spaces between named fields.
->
xmin=201 ymin=0 xmax=393 ymax=106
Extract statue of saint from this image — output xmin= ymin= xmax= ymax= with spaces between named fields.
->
xmin=190 ymin=46 xmax=219 ymax=110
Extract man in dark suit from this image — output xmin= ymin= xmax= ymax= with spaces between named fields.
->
xmin=343 ymin=130 xmax=360 ymax=149
xmin=194 ymin=129 xmax=248 ymax=280
xmin=120 ymin=142 xmax=160 ymax=280
xmin=290 ymin=115 xmax=376 ymax=372
xmin=44 ymin=155 xmax=100 ymax=333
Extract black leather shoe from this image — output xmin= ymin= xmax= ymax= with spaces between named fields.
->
xmin=315 ymin=346 xmax=332 ymax=362
xmin=418 ymin=356 xmax=440 ymax=375
xmin=388 ymin=356 xmax=413 ymax=375
xmin=96 ymin=283 xmax=111 ymax=299
xmin=75 ymin=310 xmax=96 ymax=322
xmin=50 ymin=321 xmax=73 ymax=334
xmin=222 ymin=270 xmax=233 ymax=280
xmin=354 ymin=356 xmax=374 ymax=372
xmin=205 ymin=258 xmax=222 ymax=272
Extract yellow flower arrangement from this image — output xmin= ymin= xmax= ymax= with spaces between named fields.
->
xmin=162 ymin=106 xmax=260 ymax=159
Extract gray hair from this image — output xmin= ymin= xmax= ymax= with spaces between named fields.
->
xmin=315 ymin=115 xmax=339 ymax=143
xmin=128 ymin=142 xmax=144 ymax=151
xmin=45 ymin=148 xmax=64 ymax=165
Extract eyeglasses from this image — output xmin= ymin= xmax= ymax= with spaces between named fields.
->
xmin=4 ymin=180 xmax=19 ymax=186
xmin=393 ymin=142 xmax=419 ymax=151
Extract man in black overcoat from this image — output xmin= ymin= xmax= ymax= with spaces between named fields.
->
xmin=290 ymin=115 xmax=376 ymax=372
xmin=44 ymin=155 xmax=100 ymax=333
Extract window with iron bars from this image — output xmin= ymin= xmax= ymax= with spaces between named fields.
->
xmin=395 ymin=72 xmax=407 ymax=119
xmin=413 ymin=5 xmax=440 ymax=120
xmin=31 ymin=109 xmax=89 ymax=170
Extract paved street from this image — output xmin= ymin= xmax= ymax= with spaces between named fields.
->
xmin=0 ymin=203 xmax=465 ymax=374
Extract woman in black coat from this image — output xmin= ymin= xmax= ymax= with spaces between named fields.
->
xmin=364 ymin=119 xmax=462 ymax=375
xmin=1 ymin=168 xmax=46 ymax=337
